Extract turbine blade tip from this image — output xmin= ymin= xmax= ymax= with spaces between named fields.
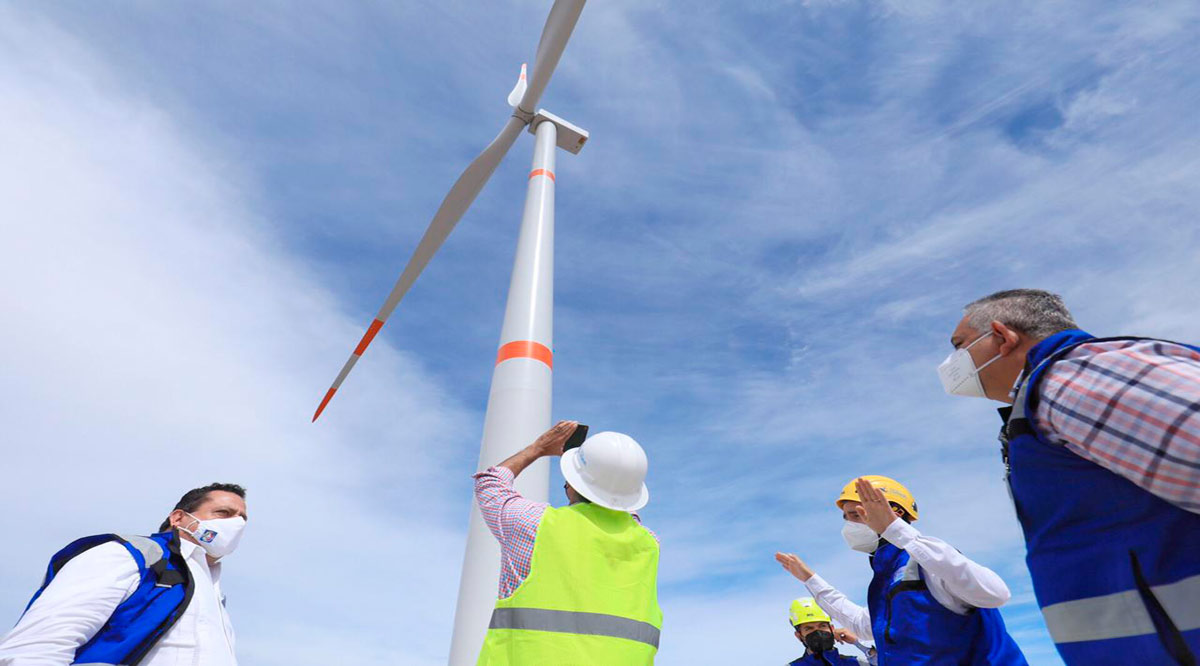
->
xmin=313 ymin=387 xmax=337 ymax=422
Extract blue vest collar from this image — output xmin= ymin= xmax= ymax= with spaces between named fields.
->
xmin=1024 ymin=329 xmax=1095 ymax=371
xmin=870 ymin=540 xmax=906 ymax=577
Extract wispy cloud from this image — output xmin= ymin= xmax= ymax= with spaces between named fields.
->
xmin=4 ymin=1 xmax=1200 ymax=664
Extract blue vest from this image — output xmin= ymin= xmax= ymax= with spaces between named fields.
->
xmin=22 ymin=532 xmax=193 ymax=665
xmin=788 ymin=650 xmax=862 ymax=665
xmin=865 ymin=541 xmax=1027 ymax=665
xmin=1002 ymin=330 xmax=1200 ymax=666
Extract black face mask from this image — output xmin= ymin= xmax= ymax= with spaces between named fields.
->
xmin=803 ymin=629 xmax=836 ymax=653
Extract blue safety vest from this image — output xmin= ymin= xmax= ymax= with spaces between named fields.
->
xmin=866 ymin=541 xmax=1027 ymax=665
xmin=1001 ymin=330 xmax=1200 ymax=665
xmin=22 ymin=532 xmax=193 ymax=665
xmin=788 ymin=649 xmax=862 ymax=665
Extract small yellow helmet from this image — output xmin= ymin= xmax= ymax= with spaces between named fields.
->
xmin=789 ymin=597 xmax=831 ymax=627
xmin=836 ymin=475 xmax=919 ymax=521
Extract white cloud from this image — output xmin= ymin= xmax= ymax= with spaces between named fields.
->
xmin=0 ymin=7 xmax=475 ymax=664
xmin=5 ymin=1 xmax=1200 ymax=665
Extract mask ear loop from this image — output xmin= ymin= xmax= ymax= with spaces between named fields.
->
xmin=179 ymin=512 xmax=200 ymax=535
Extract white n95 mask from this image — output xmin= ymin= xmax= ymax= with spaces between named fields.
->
xmin=937 ymin=331 xmax=1000 ymax=398
xmin=842 ymin=521 xmax=881 ymax=553
xmin=180 ymin=513 xmax=246 ymax=560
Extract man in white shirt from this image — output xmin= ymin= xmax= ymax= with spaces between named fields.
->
xmin=776 ymin=476 xmax=1028 ymax=665
xmin=0 ymin=483 xmax=248 ymax=666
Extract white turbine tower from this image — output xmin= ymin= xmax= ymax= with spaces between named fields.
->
xmin=311 ymin=1 xmax=589 ymax=662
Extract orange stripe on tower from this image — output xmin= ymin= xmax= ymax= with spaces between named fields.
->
xmin=529 ymin=169 xmax=556 ymax=182
xmin=496 ymin=340 xmax=553 ymax=369
xmin=354 ymin=319 xmax=385 ymax=356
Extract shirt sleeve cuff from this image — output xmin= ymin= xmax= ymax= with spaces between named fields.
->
xmin=882 ymin=519 xmax=920 ymax=549
xmin=804 ymin=573 xmax=833 ymax=595
xmin=472 ymin=465 xmax=516 ymax=484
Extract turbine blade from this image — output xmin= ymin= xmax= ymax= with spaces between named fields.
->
xmin=507 ymin=63 xmax=528 ymax=108
xmin=518 ymin=0 xmax=586 ymax=114
xmin=313 ymin=115 xmax=527 ymax=421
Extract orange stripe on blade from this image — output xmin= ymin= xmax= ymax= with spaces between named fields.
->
xmin=496 ymin=341 xmax=553 ymax=369
xmin=528 ymin=169 xmax=556 ymax=182
xmin=354 ymin=319 xmax=385 ymax=356
xmin=312 ymin=387 xmax=337 ymax=422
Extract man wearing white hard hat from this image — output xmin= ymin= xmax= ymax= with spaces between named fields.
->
xmin=473 ymin=421 xmax=662 ymax=665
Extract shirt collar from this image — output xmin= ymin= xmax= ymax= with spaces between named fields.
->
xmin=179 ymin=538 xmax=220 ymax=572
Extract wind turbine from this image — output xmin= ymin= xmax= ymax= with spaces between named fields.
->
xmin=311 ymin=1 xmax=589 ymax=662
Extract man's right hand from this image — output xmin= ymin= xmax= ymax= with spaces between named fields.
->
xmin=531 ymin=420 xmax=579 ymax=458
xmin=775 ymin=552 xmax=815 ymax=582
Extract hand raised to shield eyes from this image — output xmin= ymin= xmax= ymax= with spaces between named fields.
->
xmin=856 ymin=477 xmax=899 ymax=534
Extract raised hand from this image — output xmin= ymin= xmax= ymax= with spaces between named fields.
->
xmin=532 ymin=420 xmax=579 ymax=458
xmin=856 ymin=477 xmax=899 ymax=534
xmin=775 ymin=552 xmax=815 ymax=582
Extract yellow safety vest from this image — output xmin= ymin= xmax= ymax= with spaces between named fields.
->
xmin=476 ymin=502 xmax=662 ymax=665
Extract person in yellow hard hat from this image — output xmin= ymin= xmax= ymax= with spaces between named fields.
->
xmin=776 ymin=476 xmax=1029 ymax=665
xmin=786 ymin=597 xmax=871 ymax=666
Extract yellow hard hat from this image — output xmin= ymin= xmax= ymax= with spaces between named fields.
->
xmin=836 ymin=475 xmax=919 ymax=521
xmin=789 ymin=598 xmax=831 ymax=627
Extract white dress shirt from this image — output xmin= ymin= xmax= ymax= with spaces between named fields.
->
xmin=0 ymin=538 xmax=237 ymax=666
xmin=803 ymin=520 xmax=1012 ymax=641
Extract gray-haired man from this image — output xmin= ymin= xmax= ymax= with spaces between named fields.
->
xmin=939 ymin=288 xmax=1200 ymax=666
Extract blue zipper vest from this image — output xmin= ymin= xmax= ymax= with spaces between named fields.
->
xmin=1001 ymin=330 xmax=1200 ymax=666
xmin=788 ymin=650 xmax=863 ymax=665
xmin=865 ymin=541 xmax=1027 ymax=665
xmin=22 ymin=532 xmax=194 ymax=665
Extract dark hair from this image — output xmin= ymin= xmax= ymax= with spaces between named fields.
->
xmin=158 ymin=483 xmax=246 ymax=532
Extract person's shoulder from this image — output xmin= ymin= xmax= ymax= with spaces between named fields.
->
xmin=1064 ymin=338 xmax=1199 ymax=364
xmin=54 ymin=538 xmax=142 ymax=578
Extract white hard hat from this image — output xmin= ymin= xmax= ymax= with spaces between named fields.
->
xmin=560 ymin=431 xmax=649 ymax=512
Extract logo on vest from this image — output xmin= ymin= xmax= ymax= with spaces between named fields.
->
xmin=198 ymin=529 xmax=218 ymax=543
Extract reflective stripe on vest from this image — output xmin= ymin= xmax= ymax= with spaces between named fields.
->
xmin=1043 ymin=573 xmax=1200 ymax=644
xmin=488 ymin=607 xmax=661 ymax=648
xmin=118 ymin=535 xmax=165 ymax=569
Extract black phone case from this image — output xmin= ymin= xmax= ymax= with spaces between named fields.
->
xmin=564 ymin=424 xmax=589 ymax=450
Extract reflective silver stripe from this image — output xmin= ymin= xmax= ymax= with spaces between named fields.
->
xmin=118 ymin=535 xmax=165 ymax=569
xmin=1043 ymin=573 xmax=1200 ymax=644
xmin=489 ymin=608 xmax=660 ymax=648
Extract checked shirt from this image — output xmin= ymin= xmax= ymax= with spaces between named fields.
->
xmin=1032 ymin=338 xmax=1200 ymax=514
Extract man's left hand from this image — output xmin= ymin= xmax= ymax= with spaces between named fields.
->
xmin=856 ymin=477 xmax=898 ymax=534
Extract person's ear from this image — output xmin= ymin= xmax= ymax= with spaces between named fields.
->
xmin=992 ymin=320 xmax=1022 ymax=355
xmin=170 ymin=510 xmax=192 ymax=530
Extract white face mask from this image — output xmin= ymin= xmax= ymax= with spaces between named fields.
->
xmin=180 ymin=512 xmax=246 ymax=560
xmin=937 ymin=331 xmax=1001 ymax=398
xmin=842 ymin=521 xmax=880 ymax=553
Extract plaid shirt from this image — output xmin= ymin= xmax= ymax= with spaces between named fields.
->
xmin=473 ymin=466 xmax=655 ymax=598
xmin=1033 ymin=338 xmax=1200 ymax=514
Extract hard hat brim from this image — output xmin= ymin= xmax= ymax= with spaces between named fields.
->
xmin=560 ymin=448 xmax=649 ymax=512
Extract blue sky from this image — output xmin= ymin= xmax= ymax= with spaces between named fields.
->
xmin=3 ymin=1 xmax=1199 ymax=663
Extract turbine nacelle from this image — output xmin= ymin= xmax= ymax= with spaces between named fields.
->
xmin=312 ymin=0 xmax=589 ymax=422
xmin=530 ymin=109 xmax=589 ymax=155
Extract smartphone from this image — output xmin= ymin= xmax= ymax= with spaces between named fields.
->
xmin=564 ymin=424 xmax=589 ymax=451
